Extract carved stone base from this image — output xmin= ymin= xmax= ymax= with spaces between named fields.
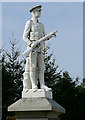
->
xmin=22 ymin=89 xmax=52 ymax=99
xmin=8 ymin=97 xmax=65 ymax=120
xmin=8 ymin=97 xmax=65 ymax=113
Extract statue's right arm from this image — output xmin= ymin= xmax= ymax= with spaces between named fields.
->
xmin=22 ymin=20 xmax=32 ymax=46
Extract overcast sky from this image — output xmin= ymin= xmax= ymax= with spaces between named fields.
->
xmin=2 ymin=2 xmax=83 ymax=79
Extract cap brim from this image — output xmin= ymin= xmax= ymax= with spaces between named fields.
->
xmin=30 ymin=5 xmax=42 ymax=12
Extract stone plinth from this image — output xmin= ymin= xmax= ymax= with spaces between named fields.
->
xmin=8 ymin=97 xmax=65 ymax=120
xmin=22 ymin=89 xmax=52 ymax=99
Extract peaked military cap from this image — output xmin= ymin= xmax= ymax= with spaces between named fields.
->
xmin=30 ymin=5 xmax=42 ymax=12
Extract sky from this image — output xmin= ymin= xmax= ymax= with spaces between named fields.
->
xmin=2 ymin=2 xmax=83 ymax=79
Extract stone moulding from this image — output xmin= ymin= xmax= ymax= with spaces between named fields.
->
xmin=8 ymin=97 xmax=65 ymax=114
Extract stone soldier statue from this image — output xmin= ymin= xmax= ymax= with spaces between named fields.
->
xmin=23 ymin=5 xmax=51 ymax=92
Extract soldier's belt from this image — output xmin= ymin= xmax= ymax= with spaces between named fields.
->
xmin=30 ymin=40 xmax=36 ymax=42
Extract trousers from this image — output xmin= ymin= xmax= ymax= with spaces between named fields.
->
xmin=29 ymin=51 xmax=45 ymax=72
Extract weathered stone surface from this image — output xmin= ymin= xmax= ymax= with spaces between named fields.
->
xmin=22 ymin=89 xmax=52 ymax=99
xmin=8 ymin=97 xmax=65 ymax=113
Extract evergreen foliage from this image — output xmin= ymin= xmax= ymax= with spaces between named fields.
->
xmin=44 ymin=46 xmax=85 ymax=120
xmin=2 ymin=39 xmax=24 ymax=119
xmin=2 ymin=41 xmax=85 ymax=120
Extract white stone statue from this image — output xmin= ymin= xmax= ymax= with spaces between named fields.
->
xmin=22 ymin=5 xmax=57 ymax=93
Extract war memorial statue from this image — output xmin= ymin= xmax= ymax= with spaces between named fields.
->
xmin=8 ymin=5 xmax=65 ymax=119
xmin=22 ymin=5 xmax=57 ymax=93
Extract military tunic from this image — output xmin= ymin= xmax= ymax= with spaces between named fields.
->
xmin=23 ymin=19 xmax=45 ymax=74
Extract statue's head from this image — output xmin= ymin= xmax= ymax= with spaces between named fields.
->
xmin=30 ymin=5 xmax=42 ymax=19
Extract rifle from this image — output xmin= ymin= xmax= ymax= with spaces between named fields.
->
xmin=23 ymin=30 xmax=57 ymax=58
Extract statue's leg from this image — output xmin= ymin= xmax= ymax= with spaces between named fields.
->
xmin=37 ymin=52 xmax=45 ymax=86
xmin=29 ymin=52 xmax=38 ymax=90
xmin=23 ymin=57 xmax=32 ymax=92
xmin=38 ymin=53 xmax=52 ymax=91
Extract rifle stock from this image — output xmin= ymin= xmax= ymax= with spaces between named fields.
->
xmin=23 ymin=30 xmax=57 ymax=57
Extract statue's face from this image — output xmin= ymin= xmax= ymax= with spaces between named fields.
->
xmin=33 ymin=10 xmax=41 ymax=18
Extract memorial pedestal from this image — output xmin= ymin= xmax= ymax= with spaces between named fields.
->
xmin=8 ymin=90 xmax=65 ymax=120
xmin=22 ymin=89 xmax=52 ymax=99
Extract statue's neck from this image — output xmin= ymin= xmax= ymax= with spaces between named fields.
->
xmin=32 ymin=17 xmax=39 ymax=23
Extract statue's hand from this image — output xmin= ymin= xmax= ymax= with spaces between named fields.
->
xmin=53 ymin=33 xmax=56 ymax=37
xmin=29 ymin=42 xmax=35 ymax=48
xmin=29 ymin=42 xmax=32 ymax=47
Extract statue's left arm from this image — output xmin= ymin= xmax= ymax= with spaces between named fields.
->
xmin=23 ymin=20 xmax=32 ymax=46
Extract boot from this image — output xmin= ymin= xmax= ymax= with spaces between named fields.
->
xmin=39 ymin=70 xmax=52 ymax=91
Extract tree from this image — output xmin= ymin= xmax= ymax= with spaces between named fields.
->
xmin=44 ymin=46 xmax=62 ymax=89
xmin=2 ymin=41 xmax=85 ymax=120
xmin=2 ymin=37 xmax=24 ymax=119
xmin=44 ymin=46 xmax=85 ymax=120
xmin=0 ymin=49 xmax=2 ymax=119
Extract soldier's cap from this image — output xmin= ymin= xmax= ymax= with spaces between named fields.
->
xmin=30 ymin=5 xmax=42 ymax=12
